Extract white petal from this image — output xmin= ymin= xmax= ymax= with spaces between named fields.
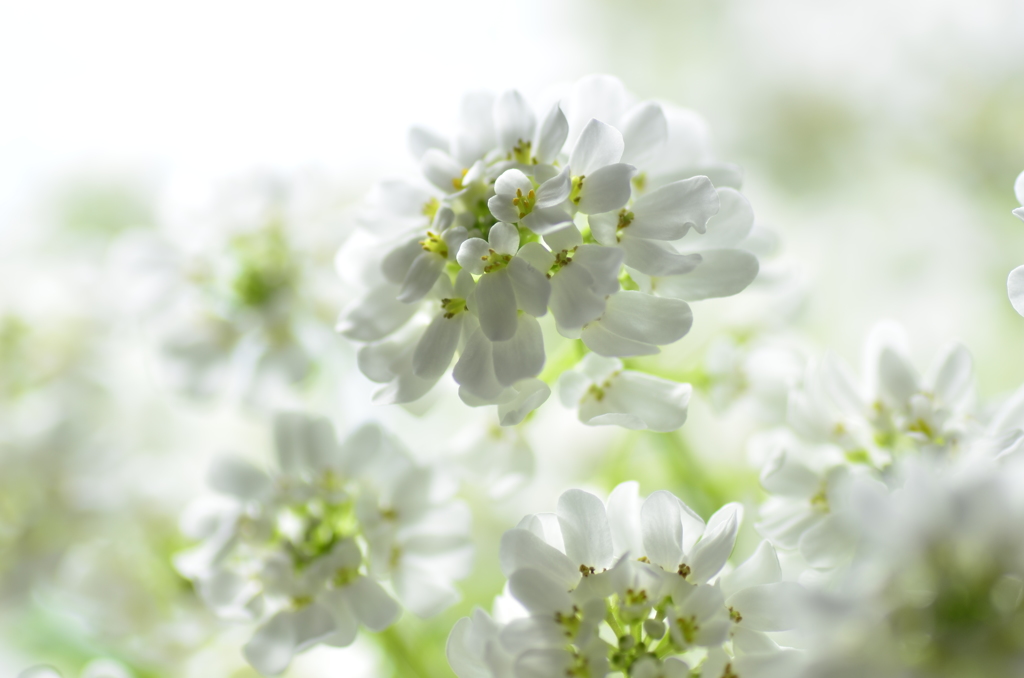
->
xmin=1016 ymin=170 xmax=1024 ymax=205
xmin=274 ymin=412 xmax=336 ymax=475
xmin=720 ymin=541 xmax=782 ymax=598
xmin=759 ymin=451 xmax=819 ymax=498
xmin=607 ymin=481 xmax=643 ymax=557
xmin=587 ymin=211 xmax=619 ymax=246
xmin=243 ymin=612 xmax=298 ymax=676
xmin=621 ymin=237 xmax=702 ymax=276
xmin=392 ymin=564 xmax=460 ymax=618
xmin=397 ymin=252 xmax=444 ymax=303
xmin=516 ymin=241 xmax=555 ymax=273
xmin=576 ymin=163 xmax=637 ymax=215
xmin=207 ymin=456 xmax=271 ymax=501
xmin=654 ymin=248 xmax=758 ymax=300
xmin=600 ymin=291 xmax=692 ymax=346
xmin=492 ymin=315 xmax=545 ymax=386
xmin=620 ymin=101 xmax=668 ymax=167
xmin=728 ymin=582 xmax=803 ymax=632
xmin=928 ymin=342 xmax=973 ymax=407
xmin=446 ymin=616 xmax=488 ymax=678
xmin=878 ymin=346 xmax=920 ymax=403
xmin=534 ymin=103 xmax=569 ymax=164
xmin=570 ymin=119 xmax=625 ymax=176
xmin=581 ymin=323 xmax=658 ymax=357
xmin=337 ymin=284 xmax=416 ymax=341
xmin=798 ymin=514 xmax=854 ymax=569
xmin=557 ymin=488 xmax=614 ymax=569
xmin=544 ymin=223 xmax=584 ymax=252
xmin=412 ymin=312 xmax=463 ymax=379
xmin=292 ymin=604 xmax=337 ymax=652
xmin=475 ymin=268 xmax=518 ymax=342
xmin=630 ymin=176 xmax=719 ymax=240
xmin=515 ymin=648 xmax=574 ymax=678
xmin=346 ymin=576 xmax=401 ymax=631
xmin=579 ymin=372 xmax=691 ymax=432
xmin=509 ymin=568 xmax=575 ymax=616
xmin=508 ymin=256 xmax=551 ymax=316
xmin=550 ymin=264 xmax=605 ymax=330
xmin=489 ymin=221 xmax=520 ymax=255
xmin=356 ymin=339 xmax=403 ymax=383
xmin=495 ymin=89 xmax=536 ymax=151
xmin=457 ymin=237 xmax=491 ymax=274
xmin=453 ymin=90 xmax=496 ymax=166
xmin=536 ymin=166 xmax=572 ymax=207
xmin=565 ymin=74 xmax=630 ymax=143
xmin=1014 ymin=206 xmax=1024 ymax=222
xmin=421 ymin=149 xmax=464 ymax=192
xmin=500 ymin=527 xmax=579 ymax=587
xmin=573 ymin=243 xmax=624 ymax=296
xmin=498 ymin=379 xmax=551 ymax=426
xmin=453 ymin=328 xmax=504 ymax=400
xmin=381 ymin=237 xmax=425 ymax=284
xmin=688 ymin=507 xmax=739 ymax=583
xmin=488 ymin=195 xmax=520 ymax=224
xmin=494 ymin=168 xmax=534 ymax=198
xmin=1009 ymin=265 xmax=1024 ymax=316
xmin=521 ymin=206 xmax=572 ymax=235
xmin=443 ymin=225 xmax=468 ymax=259
xmin=371 ymin=348 xmax=443 ymax=405
xmin=682 ymin=187 xmax=753 ymax=247
xmin=733 ymin=650 xmax=805 ymax=678
xmin=641 ymin=490 xmax=684 ymax=570
xmin=408 ymin=125 xmax=448 ymax=161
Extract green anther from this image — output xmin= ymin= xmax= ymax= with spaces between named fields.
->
xmin=452 ymin=168 xmax=469 ymax=191
xmin=729 ymin=606 xmax=743 ymax=623
xmin=720 ymin=663 xmax=740 ymax=678
xmin=548 ymin=248 xmax=576 ymax=277
xmin=810 ymin=488 xmax=830 ymax=513
xmin=674 ymin=615 xmax=699 ymax=645
xmin=333 ymin=567 xmax=360 ymax=587
xmin=845 ymin=449 xmax=872 ymax=465
xmin=481 ymin=248 xmax=512 ymax=273
xmin=907 ymin=418 xmax=936 ymax=440
xmin=570 ymin=175 xmax=585 ymax=204
xmin=632 ymin=172 xmax=647 ymax=193
xmin=511 ymin=139 xmax=533 ymax=164
xmin=292 ymin=595 xmax=314 ymax=608
xmin=422 ymin=197 xmax=440 ymax=220
xmin=511 ymin=187 xmax=537 ymax=219
xmin=586 ymin=383 xmax=606 ymax=402
xmin=440 ymin=297 xmax=466 ymax=318
xmin=677 ymin=563 xmax=691 ymax=579
xmin=616 ymin=209 xmax=635 ymax=230
xmin=419 ymin=231 xmax=448 ymax=258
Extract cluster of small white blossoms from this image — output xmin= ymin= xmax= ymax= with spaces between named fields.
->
xmin=447 ymin=483 xmax=804 ymax=678
xmin=1006 ymin=170 xmax=1024 ymax=317
xmin=174 ymin=412 xmax=472 ymax=675
xmin=113 ymin=179 xmax=339 ymax=403
xmin=795 ymin=451 xmax=1024 ymax=677
xmin=747 ymin=323 xmax=985 ymax=573
xmin=338 ymin=75 xmax=760 ymax=428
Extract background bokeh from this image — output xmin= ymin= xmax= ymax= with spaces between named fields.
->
xmin=2 ymin=1 xmax=1023 ymax=676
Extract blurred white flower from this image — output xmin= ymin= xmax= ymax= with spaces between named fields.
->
xmin=447 ymin=483 xmax=802 ymax=678
xmin=559 ymin=354 xmax=692 ymax=432
xmin=338 ymin=75 xmax=759 ymax=425
xmin=175 ymin=413 xmax=472 ymax=676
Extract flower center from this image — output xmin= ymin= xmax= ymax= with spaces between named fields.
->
xmin=570 ymin=175 xmax=585 ymax=205
xmin=440 ymin=297 xmax=467 ymax=319
xmin=511 ymin=139 xmax=533 ymax=164
xmin=419 ymin=231 xmax=449 ymax=258
xmin=480 ymin=248 xmax=512 ymax=273
xmin=512 ymin=187 xmax=537 ymax=219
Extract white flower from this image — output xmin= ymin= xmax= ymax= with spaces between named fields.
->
xmin=559 ymin=354 xmax=692 ymax=432
xmin=175 ymin=413 xmax=471 ymax=676
xmin=339 ymin=76 xmax=761 ymax=426
xmin=1006 ymin=171 xmax=1024 ymax=315
xmin=447 ymin=483 xmax=801 ymax=678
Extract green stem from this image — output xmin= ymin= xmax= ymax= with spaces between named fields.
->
xmin=377 ymin=625 xmax=435 ymax=678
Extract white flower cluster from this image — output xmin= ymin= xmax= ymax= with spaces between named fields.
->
xmin=175 ymin=412 xmax=471 ymax=675
xmin=447 ymin=483 xmax=803 ymax=678
xmin=338 ymin=75 xmax=760 ymax=427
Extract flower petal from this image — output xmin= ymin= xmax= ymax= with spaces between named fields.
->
xmin=720 ymin=541 xmax=782 ymax=598
xmin=421 ymin=149 xmax=464 ymax=192
xmin=579 ymin=372 xmax=691 ymax=432
xmin=557 ymin=488 xmax=614 ymax=569
xmin=489 ymin=221 xmax=520 ymax=255
xmin=654 ymin=248 xmax=758 ymax=300
xmin=412 ymin=312 xmax=464 ymax=380
xmin=1009 ymin=265 xmax=1024 ymax=316
xmin=521 ymin=206 xmax=572 ymax=235
xmin=620 ymin=238 xmax=702 ymax=276
xmin=581 ymin=322 xmax=658 ymax=357
xmin=207 ymin=456 xmax=271 ymax=501
xmin=243 ymin=612 xmax=297 ymax=676
xmin=642 ymin=490 xmax=684 ymax=570
xmin=488 ymin=195 xmax=520 ymax=224
xmin=928 ymin=342 xmax=973 ymax=407
xmin=576 ymin=163 xmax=637 ymax=214
xmin=878 ymin=346 xmax=919 ymax=403
xmin=457 ymin=238 xmax=491 ymax=275
xmin=570 ymin=119 xmax=625 ymax=176
xmin=397 ymin=252 xmax=444 ymax=303
xmin=475 ymin=268 xmax=518 ymax=342
xmin=407 ymin=125 xmax=448 ymax=161
xmin=337 ymin=284 xmax=416 ymax=341
xmin=495 ymin=89 xmax=536 ymax=152
xmin=500 ymin=527 xmax=579 ymax=586
xmin=728 ymin=582 xmax=803 ymax=632
xmin=508 ymin=256 xmax=551 ymax=316
xmin=565 ymin=74 xmax=630 ymax=144
xmin=494 ymin=168 xmax=534 ymax=198
xmin=536 ymin=166 xmax=572 ymax=207
xmin=607 ymin=481 xmax=643 ymax=557
xmin=681 ymin=187 xmax=753 ymax=247
xmin=600 ymin=291 xmax=693 ymax=346
xmin=453 ymin=328 xmax=504 ymax=400
xmin=381 ymin=237 xmax=425 ymax=284
xmin=498 ymin=379 xmax=551 ymax=426
xmin=493 ymin=315 xmax=545 ymax=387
xmin=534 ymin=103 xmax=569 ymax=164
xmin=620 ymin=101 xmax=668 ymax=167
xmin=630 ymin=176 xmax=719 ymax=240
xmin=516 ymin=241 xmax=555 ymax=273
xmin=346 ymin=576 xmax=401 ymax=631
xmin=573 ymin=243 xmax=624 ymax=296
xmin=509 ymin=568 xmax=575 ymax=616
xmin=550 ymin=264 xmax=605 ymax=330
xmin=452 ymin=90 xmax=496 ymax=166
xmin=688 ymin=506 xmax=739 ymax=583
